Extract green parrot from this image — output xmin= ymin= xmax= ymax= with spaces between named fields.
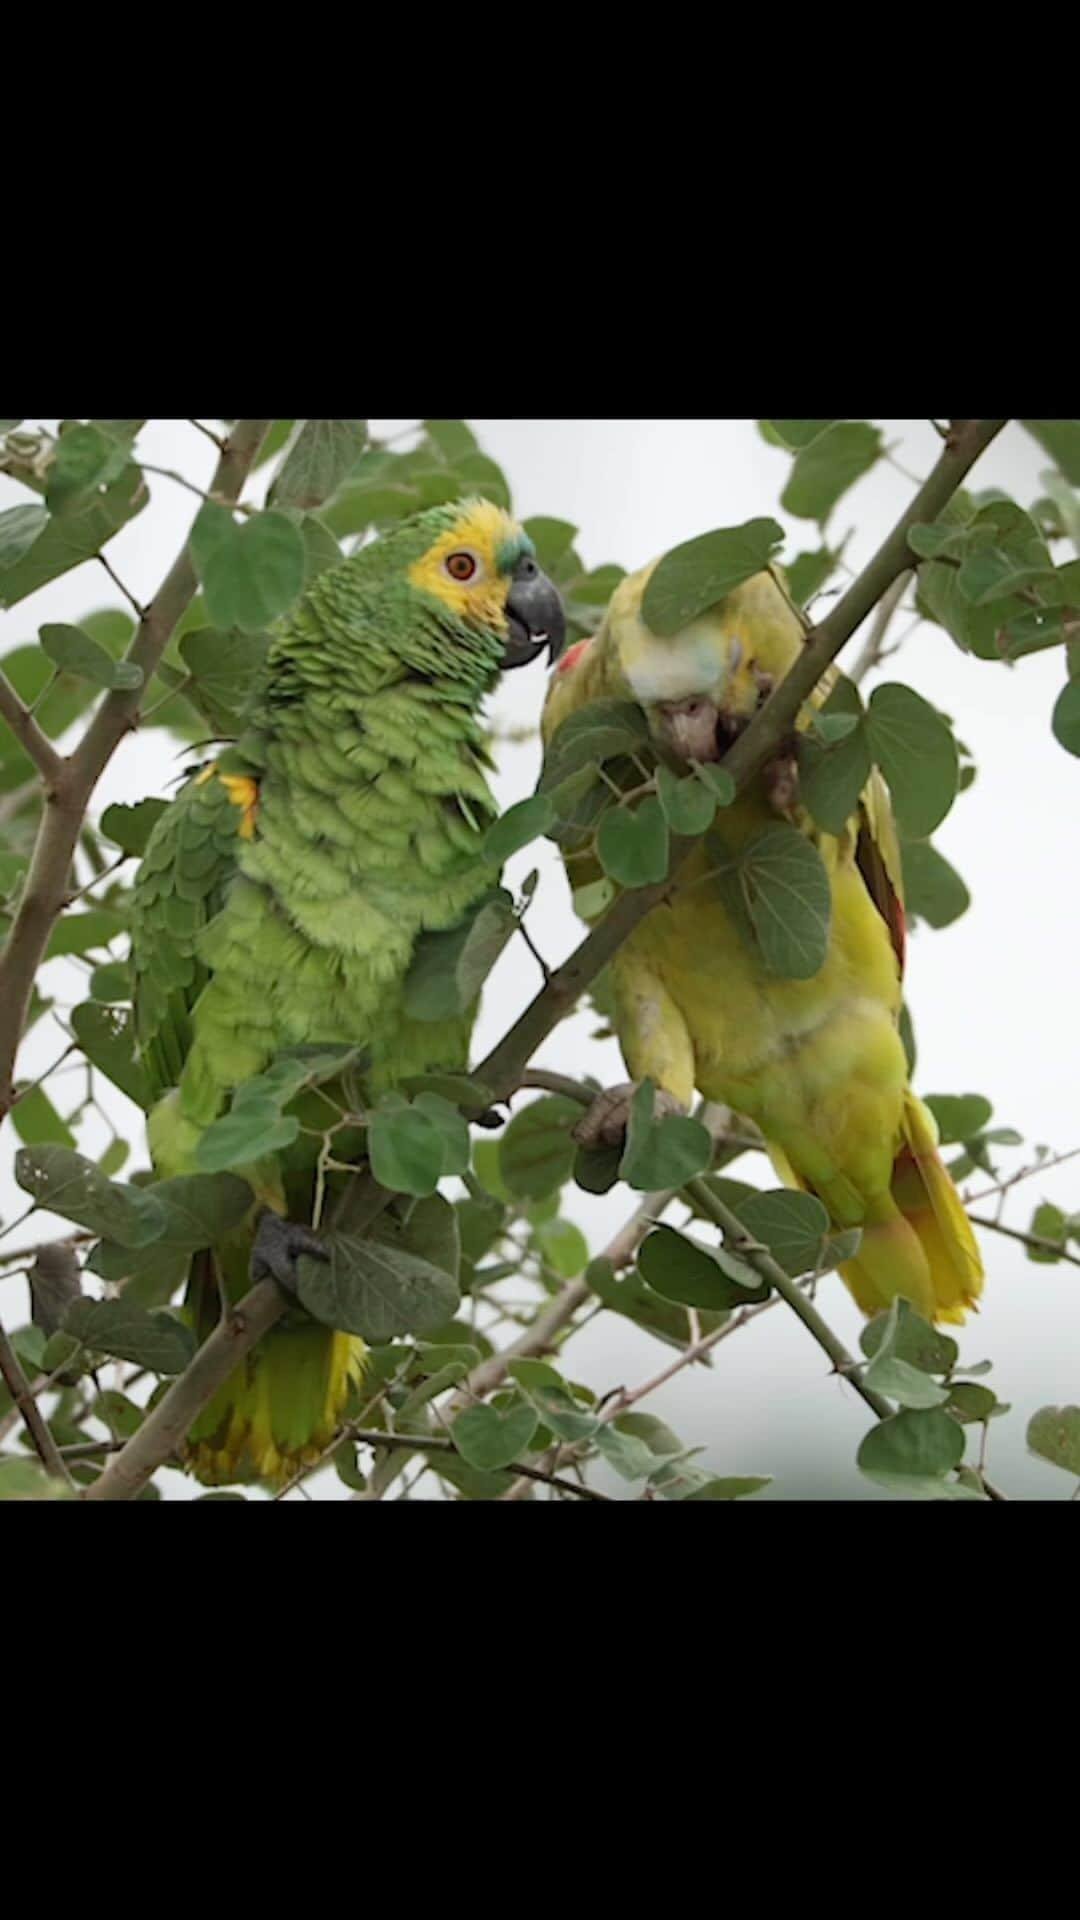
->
xmin=542 ymin=559 xmax=983 ymax=1327
xmin=130 ymin=499 xmax=564 ymax=1487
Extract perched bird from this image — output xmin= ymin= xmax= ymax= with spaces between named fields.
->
xmin=543 ymin=559 xmax=983 ymax=1325
xmin=131 ymin=500 xmax=564 ymax=1485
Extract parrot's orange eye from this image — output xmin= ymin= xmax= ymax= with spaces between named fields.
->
xmin=445 ymin=551 xmax=478 ymax=582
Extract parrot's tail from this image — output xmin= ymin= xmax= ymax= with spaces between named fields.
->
xmin=835 ymin=1091 xmax=984 ymax=1326
xmin=182 ymin=1251 xmax=367 ymax=1488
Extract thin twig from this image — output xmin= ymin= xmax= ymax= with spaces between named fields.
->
xmin=968 ymin=1212 xmax=1080 ymax=1268
xmin=187 ymin=419 xmax=226 ymax=453
xmin=96 ymin=553 xmax=146 ymax=620
xmin=848 ymin=571 xmax=913 ymax=685
xmin=346 ymin=1428 xmax=609 ymax=1500
xmin=0 ymin=1320 xmax=76 ymax=1486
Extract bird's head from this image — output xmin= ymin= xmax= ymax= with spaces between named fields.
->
xmin=386 ymin=498 xmax=566 ymax=686
xmin=600 ymin=558 xmax=804 ymax=767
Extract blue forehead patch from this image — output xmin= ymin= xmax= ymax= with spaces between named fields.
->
xmin=496 ymin=529 xmax=536 ymax=574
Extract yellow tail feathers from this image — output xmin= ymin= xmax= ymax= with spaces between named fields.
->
xmin=184 ymin=1323 xmax=367 ymax=1488
xmin=769 ymin=1091 xmax=984 ymax=1326
xmin=836 ymin=1091 xmax=984 ymax=1325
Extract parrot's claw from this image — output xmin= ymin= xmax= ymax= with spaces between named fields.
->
xmin=249 ymin=1209 xmax=329 ymax=1296
xmin=572 ymin=1081 xmax=685 ymax=1150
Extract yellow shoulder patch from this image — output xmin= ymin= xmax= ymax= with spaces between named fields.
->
xmin=194 ymin=760 xmax=258 ymax=839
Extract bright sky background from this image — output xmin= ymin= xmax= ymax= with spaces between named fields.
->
xmin=2 ymin=419 xmax=1077 ymax=1501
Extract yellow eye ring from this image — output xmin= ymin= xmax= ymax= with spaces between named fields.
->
xmin=445 ymin=550 xmax=478 ymax=582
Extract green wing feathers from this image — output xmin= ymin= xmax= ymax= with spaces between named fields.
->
xmin=130 ymin=763 xmax=254 ymax=1101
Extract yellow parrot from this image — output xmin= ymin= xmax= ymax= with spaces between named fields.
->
xmin=542 ymin=562 xmax=983 ymax=1325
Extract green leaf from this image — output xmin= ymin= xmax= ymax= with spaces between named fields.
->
xmin=782 ymin=422 xmax=882 ymax=523
xmin=44 ymin=909 xmax=125 ymax=960
xmin=178 ymin=628 xmax=269 ymax=732
xmin=692 ymin=761 xmax=736 ymax=807
xmin=1052 ymin=676 xmax=1080 ymax=757
xmin=16 ymin=1144 xmax=164 ymax=1246
xmin=0 ymin=464 xmax=147 ymax=607
xmin=860 ymin=1298 xmax=950 ymax=1408
xmin=86 ymin=1236 xmax=190 ymax=1307
xmin=538 ymin=699 xmax=650 ymax=791
xmin=70 ymin=1003 xmax=152 ymax=1110
xmin=859 ymin=1297 xmax=958 ymax=1375
xmin=403 ymin=890 xmax=517 ymax=1020
xmin=655 ymin=764 xmax=717 ymax=835
xmin=735 ymin=1189 xmax=830 ymax=1276
xmin=533 ymin=1216 xmax=589 ymax=1279
xmin=145 ymin=1172 xmax=253 ymax=1250
xmin=798 ymin=719 xmax=872 ymax=835
xmin=1020 ymin=421 xmax=1080 ymax=486
xmin=924 ymin=1093 xmax=993 ymax=1144
xmin=1026 ymin=1405 xmax=1080 ymax=1477
xmin=484 ymin=795 xmax=554 ymax=863
xmin=572 ymin=879 xmax=616 ymax=920
xmin=500 ymin=1096 xmax=580 ymax=1200
xmin=0 ymin=503 xmax=49 ymax=571
xmin=10 ymin=1084 xmax=76 ymax=1148
xmin=641 ymin=518 xmax=785 ymax=636
xmin=686 ymin=1476 xmax=773 ymax=1500
xmin=946 ymin=1382 xmax=999 ymax=1424
xmin=411 ymin=1092 xmax=470 ymax=1178
xmin=638 ymin=1223 xmax=770 ymax=1308
xmin=573 ymin=1140 xmax=623 ymax=1194
xmin=865 ymin=684 xmax=958 ymax=838
xmin=710 ymin=822 xmax=831 ymax=980
xmin=45 ymin=424 xmax=130 ymax=516
xmin=901 ymin=842 xmax=970 ymax=929
xmin=858 ymin=1407 xmax=966 ymax=1495
xmin=99 ymin=798 xmax=168 ymax=856
xmin=517 ymin=1381 xmax=598 ymax=1443
xmin=785 ymin=549 xmax=837 ymax=609
xmin=1027 ymin=1200 xmax=1067 ymax=1264
xmin=368 ymin=1104 xmax=447 ymax=1197
xmin=296 ymin=1221 xmax=459 ymax=1341
xmin=597 ymin=798 xmax=669 ymax=889
xmin=766 ymin=420 xmax=838 ymax=450
xmin=0 ymin=1458 xmax=74 ymax=1501
xmin=201 ymin=510 xmax=306 ymax=632
xmin=521 ymin=516 xmax=578 ymax=571
xmin=451 ymin=1400 xmax=538 ymax=1472
xmin=38 ymin=622 xmax=142 ymax=692
xmin=194 ymin=1104 xmax=299 ymax=1173
xmin=64 ymin=1297 xmax=195 ymax=1374
xmin=268 ymin=420 xmax=368 ymax=510
xmin=90 ymin=1388 xmax=145 ymax=1438
xmin=617 ymin=1081 xmax=714 ymax=1191
xmin=423 ymin=420 xmax=479 ymax=463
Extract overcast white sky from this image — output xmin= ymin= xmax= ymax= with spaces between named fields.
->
xmin=2 ymin=419 xmax=1077 ymax=1501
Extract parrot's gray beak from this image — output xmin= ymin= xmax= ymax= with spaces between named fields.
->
xmin=502 ymin=555 xmax=566 ymax=669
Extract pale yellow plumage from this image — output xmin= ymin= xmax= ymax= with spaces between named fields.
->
xmin=544 ymin=561 xmax=983 ymax=1324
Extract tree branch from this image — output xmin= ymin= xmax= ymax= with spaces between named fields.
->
xmin=80 ymin=1278 xmax=285 ymax=1501
xmin=968 ymin=1212 xmax=1080 ymax=1269
xmin=0 ymin=672 xmax=65 ymax=786
xmin=0 ymin=420 xmax=272 ymax=1120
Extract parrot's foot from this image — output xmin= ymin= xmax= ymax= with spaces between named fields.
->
xmin=249 ymin=1209 xmax=329 ymax=1296
xmin=762 ymin=750 xmax=799 ymax=813
xmin=572 ymin=1081 xmax=685 ymax=1150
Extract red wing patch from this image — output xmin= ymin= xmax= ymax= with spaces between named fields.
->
xmin=855 ymin=820 xmax=906 ymax=975
xmin=556 ymin=637 xmax=593 ymax=675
